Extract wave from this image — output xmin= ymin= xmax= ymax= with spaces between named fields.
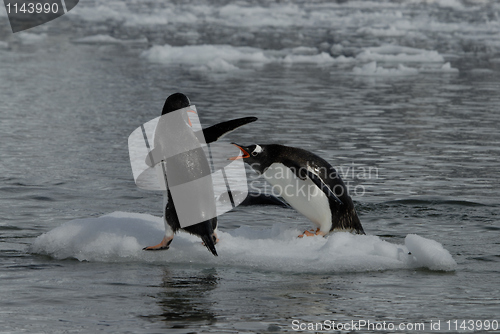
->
xmin=382 ymin=198 xmax=488 ymax=207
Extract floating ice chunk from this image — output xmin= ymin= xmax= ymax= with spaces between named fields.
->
xmin=191 ymin=58 xmax=241 ymax=72
xmin=123 ymin=13 xmax=169 ymax=26
xmin=74 ymin=34 xmax=122 ymax=44
xmin=353 ymin=61 xmax=419 ymax=76
xmin=357 ymin=26 xmax=407 ymax=37
xmin=70 ymin=5 xmax=125 ymax=22
xmin=141 ymin=44 xmax=271 ymax=71
xmin=420 ymin=0 xmax=464 ymax=9
xmin=357 ymin=45 xmax=444 ymax=63
xmin=469 ymin=68 xmax=494 ymax=75
xmin=30 ymin=212 xmax=161 ymax=262
xmin=283 ymin=52 xmax=337 ymax=64
xmin=357 ymin=49 xmax=444 ymax=63
xmin=217 ymin=3 xmax=303 ymax=27
xmin=330 ymin=44 xmax=344 ymax=55
xmin=71 ymin=4 xmax=197 ymax=27
xmin=30 ymin=212 xmax=457 ymax=272
xmin=405 ymin=234 xmax=457 ymax=271
xmin=141 ymin=44 xmax=350 ymax=71
xmin=73 ymin=35 xmax=148 ymax=45
xmin=17 ymin=33 xmax=47 ymax=44
xmin=419 ymin=62 xmax=459 ymax=73
xmin=289 ymin=46 xmax=320 ymax=55
xmin=440 ymin=62 xmax=459 ymax=72
xmin=352 ymin=60 xmax=457 ymax=76
xmin=367 ymin=45 xmax=433 ymax=55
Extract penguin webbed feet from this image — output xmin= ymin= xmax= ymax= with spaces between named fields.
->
xmin=143 ymin=236 xmax=173 ymax=251
xmin=143 ymin=245 xmax=170 ymax=251
xmin=298 ymin=228 xmax=325 ymax=238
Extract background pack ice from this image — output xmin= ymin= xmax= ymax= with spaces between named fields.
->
xmin=1 ymin=0 xmax=499 ymax=333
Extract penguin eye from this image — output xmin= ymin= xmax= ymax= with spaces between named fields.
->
xmin=252 ymin=145 xmax=263 ymax=156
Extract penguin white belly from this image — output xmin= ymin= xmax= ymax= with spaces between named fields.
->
xmin=263 ymin=163 xmax=332 ymax=232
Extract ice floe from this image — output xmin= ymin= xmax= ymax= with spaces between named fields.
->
xmin=30 ymin=212 xmax=457 ymax=273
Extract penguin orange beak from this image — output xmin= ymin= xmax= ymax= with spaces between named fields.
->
xmin=187 ymin=109 xmax=197 ymax=127
xmin=228 ymin=143 xmax=250 ymax=160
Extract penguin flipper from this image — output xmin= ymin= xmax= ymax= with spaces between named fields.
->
xmin=282 ymin=159 xmax=343 ymax=206
xmin=200 ymin=117 xmax=258 ymax=144
xmin=145 ymin=147 xmax=163 ymax=167
xmin=304 ymin=170 xmax=344 ymax=206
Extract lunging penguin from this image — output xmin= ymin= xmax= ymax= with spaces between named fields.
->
xmin=230 ymin=143 xmax=365 ymax=236
xmin=143 ymin=93 xmax=257 ymax=255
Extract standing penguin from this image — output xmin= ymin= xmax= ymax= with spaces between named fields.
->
xmin=143 ymin=93 xmax=257 ymax=255
xmin=230 ymin=143 xmax=365 ymax=236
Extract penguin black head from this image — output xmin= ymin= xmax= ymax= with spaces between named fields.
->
xmin=230 ymin=143 xmax=269 ymax=174
xmin=162 ymin=92 xmax=191 ymax=115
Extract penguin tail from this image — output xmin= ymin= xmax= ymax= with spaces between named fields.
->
xmin=201 ymin=234 xmax=218 ymax=256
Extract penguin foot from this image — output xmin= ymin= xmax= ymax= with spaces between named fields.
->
xmin=298 ymin=228 xmax=325 ymax=238
xmin=143 ymin=236 xmax=173 ymax=251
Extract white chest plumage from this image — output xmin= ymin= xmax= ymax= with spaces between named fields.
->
xmin=262 ymin=163 xmax=332 ymax=232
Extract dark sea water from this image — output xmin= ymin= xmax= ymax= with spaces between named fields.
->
xmin=1 ymin=1 xmax=499 ymax=333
